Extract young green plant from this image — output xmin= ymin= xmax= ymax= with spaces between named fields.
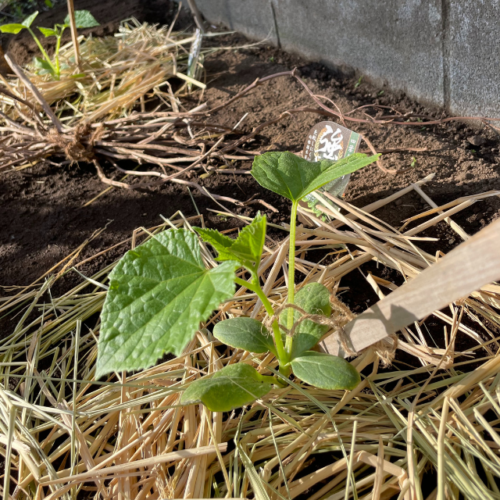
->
xmin=95 ymin=151 xmax=379 ymax=412
xmin=0 ymin=10 xmax=98 ymax=79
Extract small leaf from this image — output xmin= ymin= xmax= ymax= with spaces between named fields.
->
xmin=213 ymin=317 xmax=276 ymax=355
xmin=64 ymin=10 xmax=100 ymax=29
xmin=229 ymin=213 xmax=266 ymax=266
xmin=251 ymin=151 xmax=379 ymax=202
xmin=291 ymin=351 xmax=360 ymax=390
xmin=45 ymin=0 xmax=54 ymax=8
xmin=195 ymin=213 xmax=266 ymax=268
xmin=180 ymin=363 xmax=273 ymax=411
xmin=0 ymin=24 xmax=26 ymax=34
xmin=96 ymin=229 xmax=238 ymax=377
xmin=194 ymin=228 xmax=235 ymax=261
xmin=22 ymin=11 xmax=39 ymax=28
xmin=280 ymin=283 xmax=332 ymax=358
xmin=38 ymin=27 xmax=57 ymax=37
xmin=33 ymin=57 xmax=55 ymax=75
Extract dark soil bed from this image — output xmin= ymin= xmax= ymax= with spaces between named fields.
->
xmin=1 ymin=0 xmax=500 ymax=297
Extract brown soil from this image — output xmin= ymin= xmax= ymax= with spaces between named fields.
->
xmin=1 ymin=2 xmax=500 ymax=296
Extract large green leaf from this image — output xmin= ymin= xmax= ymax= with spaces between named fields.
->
xmin=180 ymin=363 xmax=273 ymax=411
xmin=64 ymin=10 xmax=99 ymax=28
xmin=22 ymin=11 xmax=39 ymax=28
xmin=251 ymin=151 xmax=379 ymax=202
xmin=96 ymin=229 xmax=237 ymax=377
xmin=279 ymin=283 xmax=332 ymax=358
xmin=0 ymin=23 xmax=26 ymax=34
xmin=213 ymin=317 xmax=276 ymax=355
xmin=195 ymin=213 xmax=266 ymax=268
xmin=290 ymin=351 xmax=360 ymax=390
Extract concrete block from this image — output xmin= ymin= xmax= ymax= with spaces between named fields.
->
xmin=447 ymin=1 xmax=500 ymax=117
xmin=272 ymin=0 xmax=445 ymax=107
xmin=193 ymin=0 xmax=500 ymax=117
xmin=196 ymin=0 xmax=279 ymax=45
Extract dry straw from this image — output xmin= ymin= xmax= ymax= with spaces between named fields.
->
xmin=0 ymin=17 xmax=206 ymax=124
xmin=1 ymin=177 xmax=500 ymax=499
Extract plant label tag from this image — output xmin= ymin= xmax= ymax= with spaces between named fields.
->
xmin=302 ymin=121 xmax=361 ymax=212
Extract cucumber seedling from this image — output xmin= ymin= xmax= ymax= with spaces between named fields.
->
xmin=95 ymin=151 xmax=379 ymax=411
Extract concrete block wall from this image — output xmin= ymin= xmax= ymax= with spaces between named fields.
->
xmin=195 ymin=0 xmax=500 ymax=118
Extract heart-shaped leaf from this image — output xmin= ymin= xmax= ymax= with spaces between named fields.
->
xmin=0 ymin=23 xmax=26 ymax=34
xmin=290 ymin=351 xmax=360 ymax=390
xmin=96 ymin=229 xmax=237 ymax=377
xmin=22 ymin=11 xmax=39 ymax=28
xmin=196 ymin=213 xmax=266 ymax=269
xmin=38 ymin=27 xmax=57 ymax=37
xmin=64 ymin=10 xmax=99 ymax=29
xmin=180 ymin=363 xmax=273 ymax=411
xmin=213 ymin=317 xmax=276 ymax=355
xmin=251 ymin=151 xmax=379 ymax=202
xmin=280 ymin=282 xmax=332 ymax=358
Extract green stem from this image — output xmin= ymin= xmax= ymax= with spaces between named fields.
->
xmin=260 ymin=375 xmax=280 ymax=385
xmin=235 ymin=276 xmax=289 ymax=368
xmin=28 ymin=28 xmax=57 ymax=76
xmin=285 ymin=201 xmax=299 ymax=353
xmin=54 ymin=33 xmax=62 ymax=78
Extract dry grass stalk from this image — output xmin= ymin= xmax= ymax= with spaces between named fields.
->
xmin=0 ymin=18 xmax=205 ymax=124
xmin=0 ymin=179 xmax=500 ymax=499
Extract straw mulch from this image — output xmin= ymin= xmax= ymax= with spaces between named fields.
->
xmin=1 ymin=176 xmax=500 ymax=500
xmin=0 ymin=17 xmax=206 ymax=124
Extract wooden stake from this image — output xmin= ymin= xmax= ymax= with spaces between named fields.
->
xmin=66 ymin=0 xmax=82 ymax=70
xmin=324 ymin=217 xmax=500 ymax=355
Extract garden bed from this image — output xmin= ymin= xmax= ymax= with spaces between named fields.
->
xmin=1 ymin=2 xmax=500 ymax=499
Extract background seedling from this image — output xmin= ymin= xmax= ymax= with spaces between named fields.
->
xmin=0 ymin=9 xmax=98 ymax=79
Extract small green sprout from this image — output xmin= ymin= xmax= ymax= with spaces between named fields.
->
xmin=0 ymin=10 xmax=99 ymax=79
xmin=354 ymin=76 xmax=363 ymax=89
xmin=410 ymin=156 xmax=417 ymax=168
xmin=96 ymin=151 xmax=379 ymax=411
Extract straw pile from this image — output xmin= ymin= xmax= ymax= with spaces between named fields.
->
xmin=1 ymin=176 xmax=500 ymax=500
xmin=0 ymin=17 xmax=206 ymax=125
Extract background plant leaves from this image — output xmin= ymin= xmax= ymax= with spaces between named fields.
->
xmin=34 ymin=57 xmax=55 ymax=75
xmin=38 ymin=27 xmax=57 ymax=37
xmin=96 ymin=229 xmax=237 ymax=376
xmin=22 ymin=11 xmax=39 ymax=28
xmin=64 ymin=10 xmax=99 ymax=28
xmin=0 ymin=24 xmax=26 ymax=34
